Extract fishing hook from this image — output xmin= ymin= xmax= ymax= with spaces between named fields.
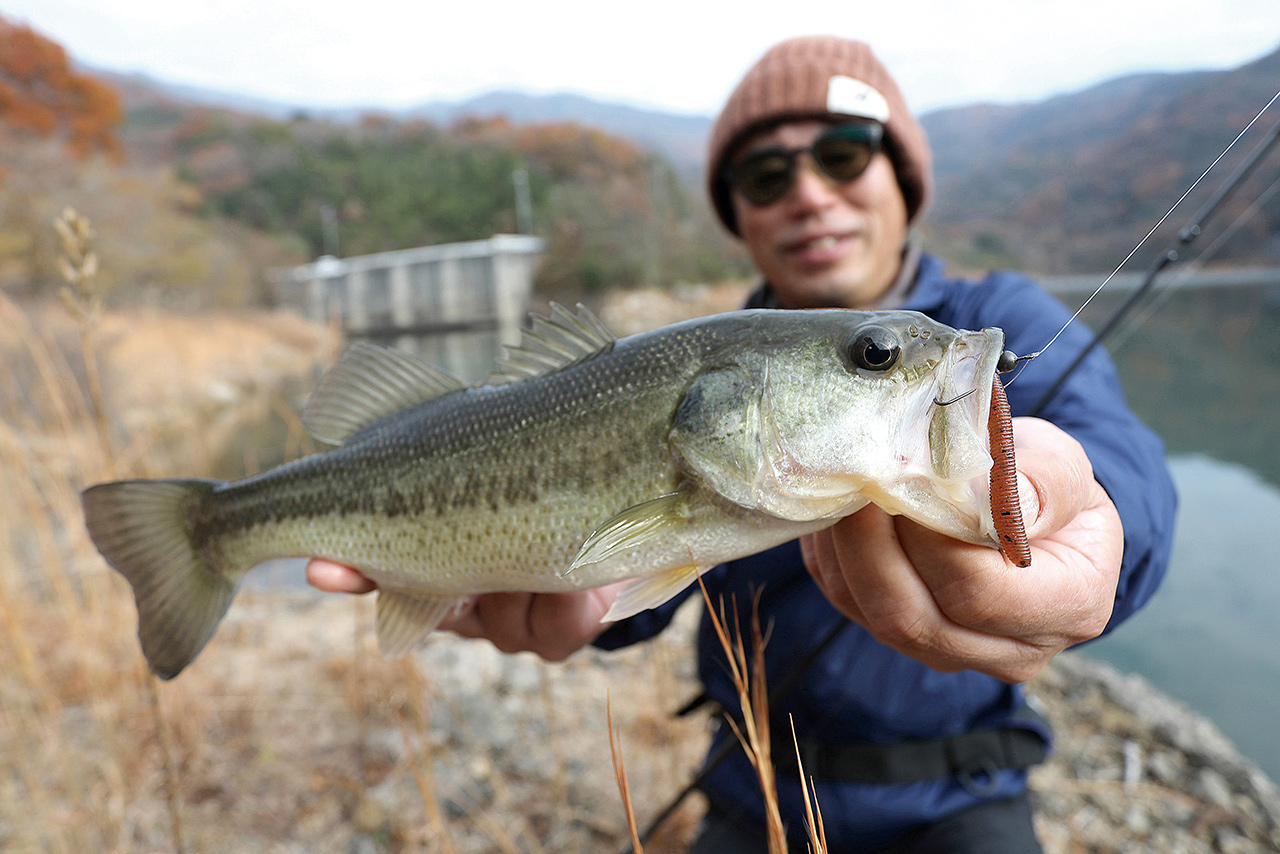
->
xmin=933 ymin=388 xmax=975 ymax=406
xmin=934 ymin=349 xmax=1031 ymax=405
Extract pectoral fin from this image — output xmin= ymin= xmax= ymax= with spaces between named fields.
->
xmin=565 ymin=491 xmax=688 ymax=576
xmin=602 ymin=565 xmax=708 ymax=622
xmin=375 ymin=589 xmax=464 ymax=659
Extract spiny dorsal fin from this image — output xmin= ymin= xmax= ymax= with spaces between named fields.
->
xmin=490 ymin=302 xmax=616 ymax=383
xmin=302 ymin=343 xmax=467 ymax=445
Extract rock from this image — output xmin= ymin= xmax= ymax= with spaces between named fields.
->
xmin=350 ymin=796 xmax=386 ymax=834
xmin=1192 ymin=767 xmax=1237 ymax=810
xmin=1122 ymin=803 xmax=1154 ymax=836
xmin=1148 ymin=748 xmax=1188 ymax=787
xmin=1213 ymin=826 xmax=1254 ymax=854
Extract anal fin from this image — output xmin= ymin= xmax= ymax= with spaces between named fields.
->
xmin=602 ymin=565 xmax=708 ymax=622
xmin=375 ymin=589 xmax=465 ymax=659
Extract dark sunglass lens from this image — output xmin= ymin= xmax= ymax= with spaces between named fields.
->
xmin=733 ymin=152 xmax=794 ymax=205
xmin=813 ymin=137 xmax=873 ymax=181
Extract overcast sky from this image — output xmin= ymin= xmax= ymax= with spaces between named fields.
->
xmin=4 ymin=0 xmax=1277 ymax=116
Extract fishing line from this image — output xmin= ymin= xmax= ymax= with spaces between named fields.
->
xmin=1011 ymin=89 xmax=1280 ymax=381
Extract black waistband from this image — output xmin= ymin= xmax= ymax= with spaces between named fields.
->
xmin=758 ymin=698 xmax=1050 ymax=792
xmin=773 ymin=722 xmax=1047 ymax=790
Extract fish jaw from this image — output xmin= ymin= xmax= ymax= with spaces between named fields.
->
xmin=867 ymin=325 xmax=1005 ymax=545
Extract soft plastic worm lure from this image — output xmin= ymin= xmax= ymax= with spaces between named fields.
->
xmin=988 ymin=374 xmax=1031 ymax=567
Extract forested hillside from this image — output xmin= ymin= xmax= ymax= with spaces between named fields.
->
xmin=0 ymin=15 xmax=747 ymax=306
xmin=136 ymin=107 xmax=746 ymax=294
xmin=3 ymin=13 xmax=1277 ymax=309
xmin=922 ymin=43 xmax=1280 ymax=273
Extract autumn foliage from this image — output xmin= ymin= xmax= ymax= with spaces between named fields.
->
xmin=0 ymin=14 xmax=123 ymax=161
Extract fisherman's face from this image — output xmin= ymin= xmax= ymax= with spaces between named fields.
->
xmin=728 ymin=120 xmax=909 ymax=310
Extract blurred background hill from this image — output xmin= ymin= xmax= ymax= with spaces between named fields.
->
xmin=2 ymin=14 xmax=1277 ymax=311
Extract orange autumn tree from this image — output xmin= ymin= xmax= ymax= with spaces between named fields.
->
xmin=0 ymin=14 xmax=123 ymax=164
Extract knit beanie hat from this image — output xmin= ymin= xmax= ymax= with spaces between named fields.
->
xmin=707 ymin=36 xmax=932 ymax=235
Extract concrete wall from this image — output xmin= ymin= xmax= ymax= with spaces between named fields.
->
xmin=290 ymin=234 xmax=545 ymax=381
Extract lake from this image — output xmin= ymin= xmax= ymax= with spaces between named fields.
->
xmin=1065 ymin=277 xmax=1280 ymax=781
xmin=1085 ymin=455 xmax=1280 ymax=781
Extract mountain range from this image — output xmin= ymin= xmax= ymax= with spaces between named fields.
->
xmin=99 ymin=40 xmax=1280 ymax=274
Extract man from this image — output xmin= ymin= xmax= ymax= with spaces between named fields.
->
xmin=309 ymin=36 xmax=1176 ymax=853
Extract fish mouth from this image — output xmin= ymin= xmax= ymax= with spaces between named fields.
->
xmin=936 ymin=327 xmax=1003 ymax=458
xmin=944 ymin=328 xmax=1004 ymax=426
xmin=919 ymin=327 xmax=1007 ymax=544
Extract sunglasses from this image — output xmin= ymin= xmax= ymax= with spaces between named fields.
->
xmin=724 ymin=122 xmax=884 ymax=207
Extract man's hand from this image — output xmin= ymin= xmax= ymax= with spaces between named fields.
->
xmin=800 ymin=417 xmax=1123 ymax=683
xmin=305 ymin=560 xmax=621 ymax=661
xmin=307 ymin=560 xmax=377 ymax=594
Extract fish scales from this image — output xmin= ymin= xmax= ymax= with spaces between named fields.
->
xmin=82 ymin=305 xmax=1013 ymax=679
xmin=199 ymin=315 xmax=747 ymax=593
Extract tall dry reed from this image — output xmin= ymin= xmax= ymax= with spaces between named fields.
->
xmin=1 ymin=210 xmax=151 ymax=853
xmin=0 ymin=208 xmax=330 ymax=851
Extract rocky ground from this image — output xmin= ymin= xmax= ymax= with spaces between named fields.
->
xmin=1029 ymin=654 xmax=1280 ymax=853
xmin=77 ymin=588 xmax=1277 ymax=854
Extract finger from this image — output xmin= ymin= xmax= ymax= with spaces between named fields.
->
xmin=895 ymin=502 xmax=1117 ymax=670
xmin=823 ymin=511 xmax=1047 ymax=679
xmin=435 ymin=596 xmax=480 ymax=634
xmin=1010 ymin=418 xmax=1093 ymax=539
xmin=450 ymin=587 xmax=621 ymax=660
xmin=800 ymin=525 xmax=866 ymax=625
xmin=306 ymin=559 xmax=377 ymax=594
xmin=526 ymin=587 xmax=619 ymax=661
xmin=465 ymin=593 xmax=533 ymax=654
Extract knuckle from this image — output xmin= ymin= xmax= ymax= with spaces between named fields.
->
xmin=998 ymin=658 xmax=1045 ymax=684
xmin=1074 ymin=609 xmax=1113 ymax=644
xmin=868 ymin=605 xmax=933 ymax=648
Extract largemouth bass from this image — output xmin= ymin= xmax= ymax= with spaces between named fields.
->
xmin=83 ymin=305 xmax=1017 ymax=680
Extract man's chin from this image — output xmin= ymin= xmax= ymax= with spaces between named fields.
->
xmin=774 ymin=272 xmax=874 ymax=310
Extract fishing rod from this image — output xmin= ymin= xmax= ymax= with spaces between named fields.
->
xmin=1027 ymin=115 xmax=1280 ymax=417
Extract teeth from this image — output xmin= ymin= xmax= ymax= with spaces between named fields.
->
xmin=808 ymin=236 xmax=838 ymax=250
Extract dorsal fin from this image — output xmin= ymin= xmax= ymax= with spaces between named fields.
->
xmin=490 ymin=302 xmax=616 ymax=383
xmin=302 ymin=343 xmax=467 ymax=445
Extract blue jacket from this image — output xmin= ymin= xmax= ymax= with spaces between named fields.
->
xmin=595 ymin=254 xmax=1177 ymax=851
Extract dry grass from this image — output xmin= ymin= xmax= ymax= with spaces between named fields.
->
xmin=610 ymin=583 xmax=832 ymax=854
xmin=0 ymin=213 xmax=717 ymax=853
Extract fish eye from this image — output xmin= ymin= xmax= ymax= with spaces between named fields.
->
xmin=848 ymin=326 xmax=901 ymax=372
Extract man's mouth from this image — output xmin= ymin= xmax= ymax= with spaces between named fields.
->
xmin=784 ymin=231 xmax=855 ymax=264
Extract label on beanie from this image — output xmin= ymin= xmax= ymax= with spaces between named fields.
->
xmin=827 ymin=75 xmax=890 ymax=122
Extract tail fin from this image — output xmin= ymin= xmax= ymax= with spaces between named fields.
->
xmin=82 ymin=478 xmax=234 ymax=680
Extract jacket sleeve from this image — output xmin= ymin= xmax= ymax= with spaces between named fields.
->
xmin=967 ymin=274 xmax=1177 ymax=632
